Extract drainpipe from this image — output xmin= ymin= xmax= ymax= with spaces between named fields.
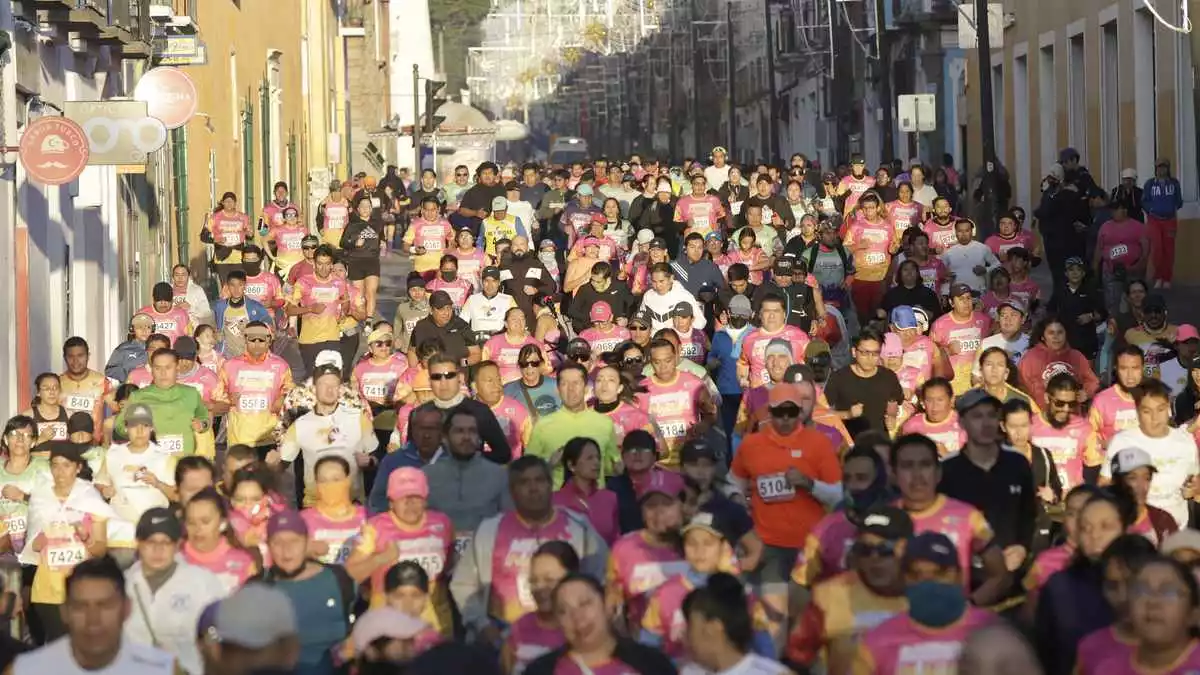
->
xmin=243 ymin=102 xmax=255 ymax=219
xmin=172 ymin=126 xmax=190 ymax=267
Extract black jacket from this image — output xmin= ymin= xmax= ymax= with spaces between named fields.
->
xmin=1047 ymin=280 xmax=1106 ymax=358
xmin=525 ymin=639 xmax=677 ymax=675
xmin=569 ymin=280 xmax=638 ymax=331
xmin=880 ymin=283 xmax=943 ymax=321
xmin=501 ymin=253 xmax=557 ymax=326
xmin=339 ymin=215 xmax=383 ymax=262
xmin=452 ymin=397 xmax=513 ymax=464
xmin=751 ymin=280 xmax=816 ymax=331
xmin=1035 ymin=185 xmax=1090 ymax=246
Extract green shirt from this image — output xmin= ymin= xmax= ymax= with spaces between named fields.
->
xmin=116 ymin=385 xmax=208 ymax=456
xmin=525 ymin=408 xmax=620 ymax=488
xmin=0 ymin=456 xmax=50 ymax=540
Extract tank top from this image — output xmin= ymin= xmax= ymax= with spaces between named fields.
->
xmin=32 ymin=405 xmax=68 ymax=452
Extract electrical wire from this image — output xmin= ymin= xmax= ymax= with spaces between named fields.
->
xmin=1140 ymin=0 xmax=1192 ymax=33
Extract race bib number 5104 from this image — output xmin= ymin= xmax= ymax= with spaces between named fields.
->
xmin=756 ymin=473 xmax=796 ymax=503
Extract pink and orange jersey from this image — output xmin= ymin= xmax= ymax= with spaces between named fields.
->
xmin=844 ymin=219 xmax=895 ymax=283
xmin=985 ymin=231 xmax=1039 ymax=262
xmin=320 ymin=200 xmax=351 ymax=248
xmin=851 ymin=606 xmax=995 ymax=675
xmin=488 ymin=396 xmax=533 ymax=458
xmin=505 ymin=613 xmax=565 ymax=675
xmin=893 ymin=335 xmax=937 ymax=400
xmin=242 ymin=272 xmax=284 ymax=310
xmin=675 ymin=327 xmax=710 ymax=366
xmin=355 ymin=509 xmax=455 ymax=634
xmin=930 ymin=312 xmax=992 ymax=395
xmin=793 ymin=510 xmax=857 ymax=586
xmin=739 ymin=325 xmax=811 ymax=387
xmin=921 ymin=220 xmax=957 ymax=253
xmin=642 ymin=574 xmax=768 ymax=660
xmin=1075 ymin=626 xmax=1138 ymax=675
xmin=218 ymin=352 xmax=294 ymax=447
xmin=137 ymin=305 xmax=193 ymax=343
xmin=483 ymin=334 xmax=543 ymax=384
xmin=1009 ymin=277 xmax=1041 ymax=308
xmin=640 ymin=372 xmax=707 ymax=466
xmin=673 ymin=194 xmax=725 ymax=236
xmin=353 ymin=355 xmax=410 ymax=406
xmin=909 ymin=255 xmax=949 ymax=294
xmin=603 ymin=401 xmax=655 ymax=446
xmin=1023 ymin=543 xmax=1074 ymax=593
xmin=579 ymin=326 xmax=632 ymax=361
xmin=1030 ymin=413 xmax=1101 ymax=489
xmin=211 ymin=211 xmax=252 ymax=252
xmin=487 ymin=509 xmax=577 ymax=624
xmin=181 ymin=538 xmax=259 ymax=595
xmin=291 ymin=273 xmax=350 ymax=344
xmin=900 ymin=413 xmax=966 ymax=457
xmin=1088 ymin=386 xmax=1137 ymax=450
xmin=905 ymin=496 xmax=994 ymax=589
xmin=606 ymin=530 xmax=689 ymax=630
xmin=301 ymin=505 xmax=366 ymax=566
xmin=838 ymin=174 xmax=876 ymax=214
xmin=447 ymin=248 xmax=488 ymax=289
xmin=886 ymin=201 xmax=924 ymax=236
xmin=426 ymin=277 xmax=473 ymax=308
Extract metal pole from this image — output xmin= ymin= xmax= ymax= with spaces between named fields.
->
xmin=763 ymin=0 xmax=778 ymax=162
xmin=726 ymin=1 xmax=736 ymax=160
xmin=975 ymin=0 xmax=998 ymax=229
xmin=412 ymin=64 xmax=421 ymax=173
xmin=874 ymin=0 xmax=894 ymax=161
xmin=690 ymin=0 xmax=701 ymax=156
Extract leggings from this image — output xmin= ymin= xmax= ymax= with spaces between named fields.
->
xmin=298 ymin=340 xmax=341 ymax=379
xmin=1146 ymin=214 xmax=1178 ymax=283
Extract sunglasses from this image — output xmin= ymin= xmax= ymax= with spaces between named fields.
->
xmin=1050 ymin=398 xmax=1075 ymax=408
xmin=519 ymin=361 xmax=543 ymax=368
xmin=770 ymin=404 xmax=801 ymax=418
xmin=623 ymin=357 xmax=644 ymax=366
xmin=372 ymin=341 xmax=393 ymax=348
xmin=568 ymin=353 xmax=590 ymax=363
xmin=245 ymin=336 xmax=271 ymax=343
xmin=852 ymin=540 xmax=899 ymax=558
xmin=630 ymin=324 xmax=650 ymax=331
xmin=430 ymin=372 xmax=458 ymax=381
xmin=624 ymin=447 xmax=656 ymax=455
xmin=302 ymin=245 xmax=318 ymax=250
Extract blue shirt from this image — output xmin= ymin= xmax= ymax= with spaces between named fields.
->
xmin=1142 ymin=177 xmax=1183 ymax=218
xmin=709 ymin=327 xmax=749 ymax=395
xmin=367 ymin=444 xmax=443 ymax=514
xmin=504 ymin=376 xmax=562 ymax=418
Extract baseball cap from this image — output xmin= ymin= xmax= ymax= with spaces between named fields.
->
xmin=566 ymin=337 xmax=592 ymax=358
xmin=704 ymin=231 xmax=722 ymax=242
xmin=1064 ymin=256 xmax=1086 ymax=269
xmin=1144 ymin=294 xmax=1168 ymax=312
xmin=301 ymin=234 xmax=320 ymax=246
xmin=850 ymin=153 xmax=865 ymax=164
xmin=636 ymin=228 xmax=654 ymax=245
xmin=136 ymin=507 xmax=182 ymax=541
xmin=387 ymin=467 xmax=430 ymax=500
xmin=728 ymin=295 xmax=753 ymax=318
xmin=889 ymin=306 xmax=918 ymax=330
xmin=1162 ymin=530 xmax=1200 ymax=556
xmin=1177 ymin=324 xmax=1200 ymax=342
xmin=1047 ymin=164 xmax=1065 ymax=181
xmin=576 ymin=184 xmax=594 ymax=197
xmin=429 ymin=290 xmax=455 ymax=309
xmin=589 ymin=301 xmax=614 ymax=323
xmin=267 ymin=510 xmax=309 ymax=539
xmin=671 ymin=302 xmax=694 ymax=319
xmin=314 ymin=349 xmax=343 ymax=371
xmin=1156 ymin=157 xmax=1172 ymax=168
xmin=1059 ymin=147 xmax=1080 ymax=163
xmin=650 ymin=237 xmax=667 ymax=250
xmin=130 ymin=312 xmax=155 ymax=328
xmin=1121 ymin=168 xmax=1137 ymax=180
xmin=125 ymin=403 xmax=155 ymax=428
xmin=999 ymin=296 xmax=1028 ymax=316
xmin=203 ymin=583 xmax=298 ymax=648
xmin=351 ymin=608 xmax=432 ymax=652
xmin=881 ymin=333 xmax=903 ymax=359
xmin=774 ymin=259 xmax=795 ymax=276
xmin=782 ymin=363 xmax=816 ymax=385
xmin=174 ymin=335 xmax=198 ymax=360
xmin=363 ymin=175 xmax=378 ymax=188
xmin=629 ymin=310 xmax=653 ymax=328
xmin=491 ymin=196 xmax=508 ymax=211
xmin=857 ymin=504 xmax=914 ymax=540
xmin=949 ymin=282 xmax=973 ymax=298
xmin=682 ymin=512 xmax=728 ymax=540
xmin=711 ymin=145 xmax=727 ymax=155
xmin=407 ymin=272 xmax=427 ymax=290
xmin=366 ymin=328 xmax=393 ymax=344
xmin=66 ymin=412 xmax=93 ymax=435
xmin=804 ymin=340 xmax=831 ymax=361
xmin=1110 ymin=447 xmax=1156 ymax=476
xmin=481 ymin=266 xmax=501 ymax=281
xmin=903 ymin=532 xmax=960 ymax=568
xmin=768 ymin=382 xmax=804 ymax=408
xmin=955 ymin=388 xmax=1002 ymax=416
xmin=680 ymin=439 xmax=719 ymax=464
xmin=764 ymin=338 xmax=792 ymax=359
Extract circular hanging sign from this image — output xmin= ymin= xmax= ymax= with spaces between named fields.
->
xmin=134 ymin=66 xmax=198 ymax=130
xmin=19 ymin=116 xmax=90 ymax=185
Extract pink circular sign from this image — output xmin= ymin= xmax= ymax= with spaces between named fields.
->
xmin=20 ymin=117 xmax=90 ymax=185
xmin=134 ymin=66 xmax=198 ymax=130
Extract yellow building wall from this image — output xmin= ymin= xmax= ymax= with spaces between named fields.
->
xmin=176 ymin=0 xmax=306 ymax=271
xmin=964 ymin=0 xmax=1200 ymax=282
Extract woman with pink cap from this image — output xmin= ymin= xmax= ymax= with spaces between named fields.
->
xmin=345 ymin=467 xmax=455 ymax=638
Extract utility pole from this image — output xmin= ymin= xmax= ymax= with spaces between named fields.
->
xmin=412 ymin=64 xmax=421 ymax=174
xmin=726 ymin=1 xmax=736 ymax=160
xmin=763 ymin=0 xmax=778 ymax=162
xmin=975 ymin=0 xmax=999 ymax=232
xmin=874 ymin=0 xmax=894 ymax=160
xmin=690 ymin=0 xmax=702 ymax=156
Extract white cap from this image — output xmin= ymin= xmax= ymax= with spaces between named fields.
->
xmin=1048 ymin=163 xmax=1065 ymax=181
xmin=656 ymin=179 xmax=673 ymax=194
xmin=315 ymin=349 xmax=343 ymax=371
xmin=1120 ymin=168 xmax=1137 ymax=180
xmin=1110 ymin=447 xmax=1155 ymax=475
xmin=636 ymin=228 xmax=654 ymax=245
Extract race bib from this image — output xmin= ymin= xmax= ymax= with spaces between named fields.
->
xmin=692 ymin=216 xmax=711 ymax=230
xmin=957 ymin=338 xmax=981 ymax=352
xmin=221 ymin=231 xmax=243 ymax=246
xmin=423 ymin=238 xmax=444 ymax=252
xmin=238 ymin=395 xmax=270 ymax=413
xmin=245 ymin=283 xmax=268 ymax=298
xmin=659 ymin=421 xmax=687 ymax=439
xmin=370 ymin=197 xmax=381 ymax=208
xmin=762 ymin=206 xmax=774 ymax=223
xmin=159 ymin=435 xmax=185 ymax=454
xmin=65 ymin=394 xmax=95 ymax=412
xmin=46 ymin=542 xmax=87 ymax=570
xmin=362 ymin=383 xmax=389 ymax=399
xmin=156 ymin=319 xmax=178 ymax=332
xmin=327 ymin=215 xmax=346 ymax=230
xmin=864 ymin=251 xmax=888 ymax=266
xmin=280 ymin=233 xmax=304 ymax=250
xmin=756 ymin=473 xmax=796 ymax=503
xmin=731 ymin=201 xmax=743 ymax=215
xmin=1109 ymin=244 xmax=1129 ymax=259
xmin=4 ymin=514 xmax=26 ymax=538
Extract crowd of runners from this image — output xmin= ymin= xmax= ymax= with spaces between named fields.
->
xmin=2 ymin=147 xmax=1199 ymax=675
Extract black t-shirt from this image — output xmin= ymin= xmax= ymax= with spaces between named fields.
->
xmin=460 ymin=183 xmax=506 ymax=214
xmin=823 ymin=365 xmax=905 ymax=438
xmin=409 ymin=315 xmax=472 ymax=366
xmin=940 ymin=448 xmax=1037 ymax=551
xmin=701 ymin=491 xmax=754 ymax=543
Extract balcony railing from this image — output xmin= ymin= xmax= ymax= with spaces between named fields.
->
xmin=149 ymin=0 xmax=199 ymax=31
xmin=894 ymin=0 xmax=957 ymax=24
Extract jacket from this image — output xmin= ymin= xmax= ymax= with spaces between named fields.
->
xmin=709 ymin=326 xmax=750 ymax=396
xmin=339 ymin=215 xmax=383 ymax=262
xmin=671 ymin=256 xmax=725 ymax=298
xmin=125 ymin=560 xmax=227 ymax=675
xmin=525 ymin=639 xmax=677 ymax=675
xmin=568 ymin=279 xmax=638 ymax=331
xmin=750 ymin=280 xmax=817 ymax=331
xmin=212 ymin=297 xmax=272 ymax=338
xmin=500 ymin=254 xmax=557 ymax=326
xmin=1046 ymin=280 xmax=1106 ymax=358
xmin=638 ymin=280 xmax=706 ymax=332
xmin=1036 ymin=560 xmax=1111 ymax=675
xmin=177 ymin=280 xmax=214 ymax=328
xmin=368 ymin=444 xmax=443 ymax=514
xmin=104 ymin=339 xmax=147 ymax=383
xmin=1143 ymin=177 xmax=1184 ymax=218
xmin=450 ymin=507 xmax=608 ymax=633
xmin=1017 ymin=343 xmax=1101 ymax=405
xmin=423 ymin=452 xmax=512 ymax=534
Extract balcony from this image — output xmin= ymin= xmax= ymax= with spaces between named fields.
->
xmin=893 ymin=0 xmax=958 ymax=27
xmin=36 ymin=0 xmax=108 ymax=39
xmin=149 ymin=0 xmax=199 ymax=33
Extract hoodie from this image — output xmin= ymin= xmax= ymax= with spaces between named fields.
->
xmin=104 ymin=340 xmax=147 ymax=383
xmin=1017 ymin=343 xmax=1101 ymax=405
xmin=671 ymin=254 xmax=725 ymax=298
xmin=638 ymin=280 xmax=706 ymax=332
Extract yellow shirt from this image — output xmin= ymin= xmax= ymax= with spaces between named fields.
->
xmin=58 ymin=370 xmax=110 ymax=431
xmin=291 ymin=274 xmax=349 ymax=344
xmin=218 ymin=353 xmax=295 ymax=446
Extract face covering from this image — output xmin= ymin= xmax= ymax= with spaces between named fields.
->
xmin=316 ymin=479 xmax=353 ymax=509
xmin=513 ymin=250 xmax=529 ymax=260
xmin=728 ymin=317 xmax=749 ymax=329
xmin=539 ymin=252 xmax=556 ymax=266
xmin=904 ymin=580 xmax=967 ymax=628
xmin=441 ymin=270 xmax=457 ymax=282
xmin=243 ymin=261 xmax=261 ymax=276
xmin=235 ymin=500 xmax=271 ymax=525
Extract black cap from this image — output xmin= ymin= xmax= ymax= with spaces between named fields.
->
xmin=857 ymin=505 xmax=914 ymax=539
xmin=949 ymin=282 xmax=973 ymax=298
xmin=136 ymin=507 xmax=183 ymax=542
xmin=174 ymin=335 xmax=198 ymax=360
xmin=774 ymin=259 xmax=795 ymax=276
xmin=680 ymin=439 xmax=719 ymax=464
xmin=850 ymin=153 xmax=865 ymax=164
xmin=66 ymin=412 xmax=93 ymax=435
xmin=955 ymin=389 xmax=1002 ymax=416
xmin=429 ymin=290 xmax=454 ymax=309
xmin=782 ymin=364 xmax=817 ymax=385
xmin=903 ymin=532 xmax=960 ymax=568
xmin=481 ymin=266 xmax=501 ymax=280
xmin=566 ymin=337 xmax=591 ymax=357
xmin=650 ymin=237 xmax=667 ymax=250
xmin=406 ymin=272 xmax=427 ymax=290
xmin=47 ymin=440 xmax=85 ymax=465
xmin=1145 ymin=294 xmax=1168 ymax=312
xmin=629 ymin=310 xmax=653 ymax=328
xmin=671 ymin=301 xmax=694 ymax=318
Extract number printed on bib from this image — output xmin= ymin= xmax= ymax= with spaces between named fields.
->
xmin=65 ymin=395 xmax=94 ymax=412
xmin=221 ymin=231 xmax=243 ymax=246
xmin=159 ymin=435 xmax=185 ymax=454
xmin=362 ymin=384 xmax=389 ymax=400
xmin=47 ymin=542 xmax=87 ymax=570
xmin=4 ymin=515 xmax=26 ymax=537
xmin=238 ymin=395 xmax=270 ymax=413
xmin=659 ymin=421 xmax=687 ymax=439
xmin=756 ymin=473 xmax=796 ymax=503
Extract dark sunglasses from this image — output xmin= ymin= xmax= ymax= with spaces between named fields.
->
xmin=568 ymin=353 xmax=590 ymax=363
xmin=770 ymin=404 xmax=801 ymax=418
xmin=623 ymin=357 xmax=644 ymax=366
xmin=302 ymin=245 xmax=318 ymax=250
xmin=519 ymin=360 xmax=543 ymax=368
xmin=852 ymin=540 xmax=899 ymax=558
xmin=1050 ymin=398 xmax=1075 ymax=408
xmin=630 ymin=324 xmax=650 ymax=331
xmin=245 ymin=336 xmax=271 ymax=344
xmin=430 ymin=372 xmax=458 ymax=381
xmin=372 ymin=341 xmax=393 ymax=348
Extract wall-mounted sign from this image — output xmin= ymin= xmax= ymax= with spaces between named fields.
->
xmin=19 ymin=117 xmax=90 ymax=185
xmin=64 ymin=100 xmax=169 ymax=165
xmin=134 ymin=66 xmax=198 ymax=130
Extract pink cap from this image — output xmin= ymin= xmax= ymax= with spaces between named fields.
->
xmin=881 ymin=332 xmax=903 ymax=358
xmin=387 ymin=467 xmax=429 ymax=500
xmin=589 ymin=301 xmax=614 ymax=323
xmin=1177 ymin=324 xmax=1200 ymax=342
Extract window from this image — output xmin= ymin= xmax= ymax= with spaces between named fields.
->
xmin=1101 ymin=20 xmax=1119 ymax=187
xmin=1038 ymin=44 xmax=1057 ymax=173
xmin=1178 ymin=30 xmax=1199 ymax=202
xmin=267 ymin=52 xmax=283 ymax=187
xmin=1068 ymin=33 xmax=1085 ymax=151
xmin=992 ymin=62 xmax=1005 ymax=159
xmin=230 ymin=51 xmax=239 ymax=142
xmin=1013 ymin=53 xmax=1030 ymax=209
xmin=1133 ymin=7 xmax=1157 ymax=180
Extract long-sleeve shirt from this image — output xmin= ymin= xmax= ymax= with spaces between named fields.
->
xmin=1142 ymin=177 xmax=1184 ymax=218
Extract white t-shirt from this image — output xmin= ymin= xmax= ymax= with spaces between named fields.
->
xmin=12 ymin=637 xmax=177 ymax=675
xmin=96 ymin=443 xmax=177 ymax=525
xmin=460 ymin=292 xmax=517 ymax=335
xmin=940 ymin=241 xmax=1000 ymax=292
xmin=1161 ymin=357 xmax=1190 ymax=401
xmin=973 ymin=332 xmax=1031 ymax=377
xmin=704 ymin=164 xmax=732 ymax=190
xmin=1103 ymin=427 xmax=1200 ymax=528
xmin=681 ymin=654 xmax=790 ymax=675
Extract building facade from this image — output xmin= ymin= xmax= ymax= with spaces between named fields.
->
xmin=965 ymin=0 xmax=1200 ymax=278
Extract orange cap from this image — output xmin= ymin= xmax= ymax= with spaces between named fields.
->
xmin=768 ymin=383 xmax=804 ymax=408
